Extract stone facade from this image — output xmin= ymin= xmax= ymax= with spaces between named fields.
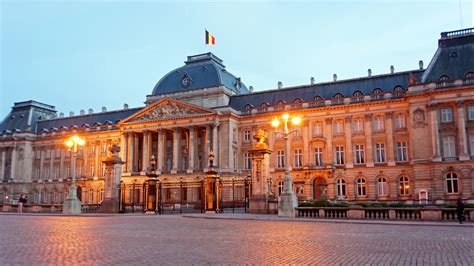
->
xmin=1 ymin=29 xmax=474 ymax=207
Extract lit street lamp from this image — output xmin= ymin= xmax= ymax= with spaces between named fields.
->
xmin=271 ymin=113 xmax=301 ymax=217
xmin=63 ymin=135 xmax=85 ymax=214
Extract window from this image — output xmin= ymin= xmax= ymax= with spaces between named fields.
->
xmin=375 ymin=143 xmax=386 ymax=163
xmin=278 ymin=181 xmax=284 ymax=196
xmin=352 ymin=118 xmax=363 ymax=133
xmin=334 ymin=93 xmax=344 ymax=104
xmin=294 ymin=149 xmax=302 ymax=167
xmin=446 ymin=172 xmax=459 ymax=194
xmin=89 ymin=145 xmax=96 ymax=155
xmin=65 ymin=163 xmax=71 ymax=177
xmin=353 ymin=91 xmax=363 ymax=102
xmin=314 ymin=147 xmax=323 ymax=166
xmin=53 ymin=165 xmax=59 ymax=179
xmin=44 ymin=167 xmax=50 ymax=179
xmin=377 ymin=177 xmax=388 ymax=196
xmin=399 ymin=176 xmax=410 ymax=195
xmin=395 ymin=114 xmax=406 ymax=129
xmin=89 ymin=163 xmax=95 ymax=177
xmin=335 ymin=146 xmax=345 ymax=165
xmin=354 ymin=144 xmax=365 ymax=164
xmin=440 ymin=108 xmax=453 ymax=122
xmin=372 ymin=88 xmax=384 ymax=100
xmin=470 ymin=135 xmax=474 ymax=156
xmin=244 ymin=152 xmax=252 ymax=170
xmin=45 ymin=149 xmax=51 ymax=158
xmin=244 ymin=104 xmax=253 ymax=110
xmin=243 ymin=130 xmax=251 ymax=141
xmin=277 ymin=150 xmax=285 ymax=168
xmin=393 ymin=86 xmax=404 ymax=97
xmin=88 ymin=188 xmax=94 ymax=203
xmin=55 ymin=149 xmax=61 ymax=158
xmin=334 ymin=120 xmax=343 ymax=134
xmin=294 ymin=98 xmax=303 ymax=104
xmin=336 ymin=179 xmax=346 ymax=198
xmin=77 ymin=162 xmax=83 ymax=177
xmin=314 ymin=95 xmax=323 ymax=101
xmin=293 ymin=128 xmax=301 ymax=138
xmin=101 ymin=143 xmax=107 ymax=154
xmin=357 ymin=178 xmax=367 ymax=196
xmin=35 ymin=150 xmax=41 ymax=159
xmin=98 ymin=188 xmax=104 ymax=203
xmin=443 ymin=136 xmax=456 ymax=158
xmin=373 ymin=116 xmax=384 ymax=131
xmin=313 ymin=122 xmax=323 ymax=137
xmin=101 ymin=164 xmax=106 ymax=177
xmin=467 ymin=106 xmax=474 ymax=121
xmin=396 ymin=142 xmax=408 ymax=161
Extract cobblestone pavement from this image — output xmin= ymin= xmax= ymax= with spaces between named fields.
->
xmin=0 ymin=214 xmax=473 ymax=265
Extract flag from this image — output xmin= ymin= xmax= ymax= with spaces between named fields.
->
xmin=205 ymin=30 xmax=216 ymax=45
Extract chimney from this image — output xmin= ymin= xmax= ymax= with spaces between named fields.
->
xmin=277 ymin=81 xmax=283 ymax=89
xmin=368 ymin=69 xmax=372 ymax=77
xmin=310 ymin=77 xmax=315 ymax=85
xmin=390 ymin=65 xmax=395 ymax=74
xmin=249 ymin=86 xmax=254 ymax=93
xmin=69 ymin=111 xmax=74 ymax=117
xmin=419 ymin=60 xmax=424 ymax=69
xmin=102 ymin=106 xmax=107 ymax=113
xmin=80 ymin=109 xmax=85 ymax=115
xmin=333 ymin=74 xmax=337 ymax=82
xmin=59 ymin=112 xmax=64 ymax=118
xmin=88 ymin=108 xmax=93 ymax=114
xmin=123 ymin=103 xmax=129 ymax=110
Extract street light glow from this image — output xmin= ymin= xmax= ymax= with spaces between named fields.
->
xmin=66 ymin=140 xmax=74 ymax=147
xmin=271 ymin=117 xmax=280 ymax=128
xmin=282 ymin=113 xmax=290 ymax=120
xmin=291 ymin=116 xmax=301 ymax=125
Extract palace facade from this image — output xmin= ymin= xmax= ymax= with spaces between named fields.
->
xmin=1 ymin=28 xmax=474 ymax=207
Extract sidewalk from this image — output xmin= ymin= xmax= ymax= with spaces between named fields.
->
xmin=182 ymin=212 xmax=474 ymax=227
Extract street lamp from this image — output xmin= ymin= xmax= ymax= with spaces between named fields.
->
xmin=271 ymin=113 xmax=301 ymax=217
xmin=63 ymin=135 xmax=85 ymax=214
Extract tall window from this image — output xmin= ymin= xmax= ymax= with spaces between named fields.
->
xmin=98 ymin=188 xmax=104 ymax=203
xmin=440 ymin=108 xmax=453 ymax=122
xmin=101 ymin=143 xmax=107 ymax=154
xmin=77 ymin=162 xmax=83 ymax=177
xmin=314 ymin=147 xmax=323 ymax=166
xmin=293 ymin=128 xmax=301 ymax=138
xmin=373 ymin=116 xmax=384 ymax=131
xmin=334 ymin=120 xmax=343 ymax=134
xmin=443 ymin=136 xmax=456 ymax=157
xmin=244 ymin=153 xmax=252 ymax=170
xmin=357 ymin=178 xmax=367 ymax=196
xmin=88 ymin=188 xmax=94 ymax=203
xmin=244 ymin=130 xmax=251 ymax=141
xmin=278 ymin=181 xmax=284 ymax=196
xmin=313 ymin=122 xmax=323 ymax=137
xmin=294 ymin=149 xmax=302 ymax=167
xmin=45 ymin=149 xmax=51 ymax=158
xmin=396 ymin=142 xmax=408 ymax=161
xmin=55 ymin=149 xmax=61 ymax=158
xmin=375 ymin=143 xmax=386 ymax=163
xmin=89 ymin=163 xmax=95 ymax=177
xmin=352 ymin=118 xmax=363 ymax=133
xmin=395 ymin=114 xmax=406 ymax=129
xmin=335 ymin=146 xmax=345 ymax=165
xmin=35 ymin=150 xmax=41 ymax=159
xmin=53 ymin=165 xmax=59 ymax=179
xmin=101 ymin=164 xmax=106 ymax=177
xmin=354 ymin=144 xmax=365 ymax=164
xmin=336 ymin=179 xmax=346 ymax=198
xmin=66 ymin=163 xmax=71 ymax=177
xmin=468 ymin=106 xmax=474 ymax=120
xmin=377 ymin=177 xmax=388 ymax=196
xmin=446 ymin=172 xmax=459 ymax=194
xmin=470 ymin=135 xmax=474 ymax=156
xmin=399 ymin=176 xmax=410 ymax=195
xmin=277 ymin=150 xmax=285 ymax=168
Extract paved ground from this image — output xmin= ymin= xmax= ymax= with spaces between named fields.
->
xmin=0 ymin=214 xmax=473 ymax=265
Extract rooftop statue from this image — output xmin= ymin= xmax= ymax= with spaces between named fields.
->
xmin=253 ymin=129 xmax=269 ymax=150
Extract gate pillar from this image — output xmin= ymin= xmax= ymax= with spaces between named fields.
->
xmin=249 ymin=129 xmax=273 ymax=214
xmin=101 ymin=144 xmax=125 ymax=213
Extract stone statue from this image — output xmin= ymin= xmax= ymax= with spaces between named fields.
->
xmin=253 ymin=129 xmax=269 ymax=150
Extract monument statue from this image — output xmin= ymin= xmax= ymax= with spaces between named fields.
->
xmin=253 ymin=129 xmax=269 ymax=150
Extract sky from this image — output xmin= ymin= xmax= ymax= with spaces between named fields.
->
xmin=1 ymin=0 xmax=473 ymax=119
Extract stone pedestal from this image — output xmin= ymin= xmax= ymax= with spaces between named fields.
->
xmin=100 ymin=145 xmax=125 ymax=213
xmin=63 ymin=184 xmax=82 ymax=215
xmin=278 ymin=192 xmax=298 ymax=217
xmin=249 ymin=145 xmax=273 ymax=214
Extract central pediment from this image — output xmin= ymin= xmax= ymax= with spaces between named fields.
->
xmin=120 ymin=98 xmax=215 ymax=124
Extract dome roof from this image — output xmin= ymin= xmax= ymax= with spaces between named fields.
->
xmin=151 ymin=53 xmax=249 ymax=96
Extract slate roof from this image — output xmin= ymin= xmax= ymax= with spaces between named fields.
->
xmin=228 ymin=70 xmax=424 ymax=111
xmin=0 ymin=101 xmax=56 ymax=133
xmin=422 ymin=28 xmax=474 ymax=83
xmin=151 ymin=53 xmax=249 ymax=96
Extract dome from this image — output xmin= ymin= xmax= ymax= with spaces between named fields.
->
xmin=151 ymin=53 xmax=249 ymax=96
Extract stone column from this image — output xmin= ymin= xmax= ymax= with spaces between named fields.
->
xmin=205 ymin=125 xmax=211 ymax=168
xmin=385 ymin=112 xmax=396 ymax=166
xmin=212 ymin=121 xmax=219 ymax=167
xmin=344 ymin=117 xmax=353 ymax=168
xmin=457 ymin=101 xmax=469 ymax=160
xmin=249 ymin=146 xmax=273 ymax=214
xmin=302 ymin=121 xmax=310 ymax=167
xmin=49 ymin=148 xmax=54 ymax=180
xmin=127 ymin=133 xmax=134 ymax=172
xmin=100 ymin=145 xmax=124 ymax=213
xmin=324 ymin=118 xmax=333 ymax=164
xmin=121 ymin=133 xmax=128 ymax=173
xmin=39 ymin=148 xmax=44 ymax=180
xmin=172 ymin=127 xmax=179 ymax=173
xmin=82 ymin=145 xmax=88 ymax=178
xmin=0 ymin=149 xmax=5 ymax=180
xmin=94 ymin=142 xmax=100 ymax=177
xmin=429 ymin=105 xmax=442 ymax=161
xmin=133 ymin=134 xmax=140 ymax=172
xmin=187 ymin=127 xmax=195 ymax=173
xmin=59 ymin=147 xmax=65 ymax=179
xmin=364 ymin=114 xmax=374 ymax=167
xmin=142 ymin=130 xmax=149 ymax=172
xmin=10 ymin=145 xmax=16 ymax=180
xmin=157 ymin=129 xmax=164 ymax=173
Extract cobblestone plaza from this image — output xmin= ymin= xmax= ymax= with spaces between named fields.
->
xmin=0 ymin=214 xmax=472 ymax=265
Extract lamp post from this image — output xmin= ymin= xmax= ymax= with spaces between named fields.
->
xmin=271 ymin=113 xmax=301 ymax=217
xmin=63 ymin=135 xmax=85 ymax=214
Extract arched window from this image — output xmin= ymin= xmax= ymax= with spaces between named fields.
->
xmin=353 ymin=91 xmax=363 ymax=96
xmin=336 ymin=179 xmax=346 ymax=198
xmin=259 ymin=102 xmax=269 ymax=108
xmin=446 ymin=172 xmax=459 ymax=194
xmin=377 ymin=177 xmax=388 ymax=196
xmin=244 ymin=104 xmax=253 ymax=110
xmin=372 ymin=88 xmax=384 ymax=100
xmin=314 ymin=95 xmax=323 ymax=101
xmin=334 ymin=93 xmax=344 ymax=98
xmin=399 ymin=176 xmax=409 ymax=195
xmin=276 ymin=100 xmax=285 ymax=105
xmin=465 ymin=72 xmax=474 ymax=78
xmin=357 ymin=178 xmax=367 ymax=196
xmin=352 ymin=91 xmax=363 ymax=103
xmin=439 ymin=75 xmax=450 ymax=81
xmin=293 ymin=98 xmax=303 ymax=104
xmin=393 ymin=86 xmax=404 ymax=98
xmin=334 ymin=93 xmax=344 ymax=105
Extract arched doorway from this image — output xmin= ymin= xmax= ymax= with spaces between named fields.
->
xmin=76 ymin=186 xmax=82 ymax=201
xmin=313 ymin=177 xmax=328 ymax=200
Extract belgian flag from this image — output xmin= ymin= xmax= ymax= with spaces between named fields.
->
xmin=205 ymin=30 xmax=216 ymax=45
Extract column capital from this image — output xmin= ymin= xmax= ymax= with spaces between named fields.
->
xmin=344 ymin=116 xmax=352 ymax=123
xmin=385 ymin=111 xmax=394 ymax=118
xmin=325 ymin=117 xmax=333 ymax=124
xmin=456 ymin=100 xmax=465 ymax=107
xmin=426 ymin=103 xmax=439 ymax=110
xmin=364 ymin=113 xmax=373 ymax=120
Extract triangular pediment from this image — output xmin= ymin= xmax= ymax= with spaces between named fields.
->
xmin=120 ymin=98 xmax=216 ymax=124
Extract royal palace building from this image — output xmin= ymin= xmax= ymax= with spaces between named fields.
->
xmin=1 ymin=28 xmax=474 ymax=208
